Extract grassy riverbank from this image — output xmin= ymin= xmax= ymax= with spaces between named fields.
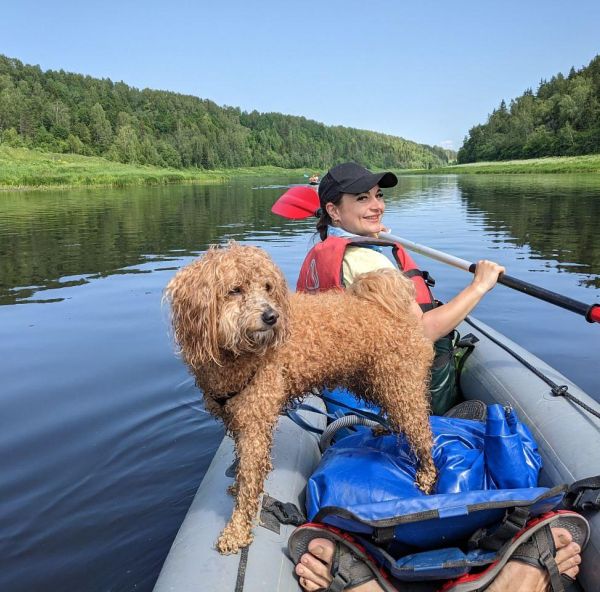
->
xmin=406 ymin=154 xmax=600 ymax=174
xmin=0 ymin=146 xmax=304 ymax=191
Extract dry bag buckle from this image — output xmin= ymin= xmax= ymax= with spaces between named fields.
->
xmin=570 ymin=488 xmax=600 ymax=512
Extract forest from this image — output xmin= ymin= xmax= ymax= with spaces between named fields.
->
xmin=0 ymin=55 xmax=452 ymax=171
xmin=458 ymin=55 xmax=600 ymax=163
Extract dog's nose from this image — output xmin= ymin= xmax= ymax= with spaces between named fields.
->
xmin=261 ymin=308 xmax=279 ymax=326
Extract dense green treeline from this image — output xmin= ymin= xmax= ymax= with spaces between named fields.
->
xmin=458 ymin=55 xmax=600 ymax=163
xmin=0 ymin=55 xmax=451 ymax=171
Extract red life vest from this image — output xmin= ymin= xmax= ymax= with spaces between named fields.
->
xmin=296 ymin=236 xmax=436 ymax=310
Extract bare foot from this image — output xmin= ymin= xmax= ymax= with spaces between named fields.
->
xmin=486 ymin=527 xmax=581 ymax=592
xmin=294 ymin=537 xmax=383 ymax=591
xmin=294 ymin=528 xmax=582 ymax=592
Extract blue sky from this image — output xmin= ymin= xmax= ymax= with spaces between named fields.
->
xmin=1 ymin=0 xmax=599 ymax=151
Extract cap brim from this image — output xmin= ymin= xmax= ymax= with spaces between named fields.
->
xmin=343 ymin=171 xmax=398 ymax=193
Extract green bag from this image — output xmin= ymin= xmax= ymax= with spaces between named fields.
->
xmin=429 ymin=332 xmax=460 ymax=415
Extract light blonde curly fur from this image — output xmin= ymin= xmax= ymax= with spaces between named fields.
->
xmin=165 ymin=242 xmax=435 ymax=554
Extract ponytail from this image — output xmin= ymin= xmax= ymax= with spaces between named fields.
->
xmin=316 ymin=209 xmax=330 ymax=241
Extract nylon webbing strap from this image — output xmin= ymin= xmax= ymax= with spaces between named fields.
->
xmin=564 ymin=475 xmax=600 ymax=511
xmin=469 ymin=506 xmax=530 ymax=551
xmin=284 ymin=409 xmax=324 ymax=434
xmin=321 ymin=394 xmax=391 ymax=428
xmin=403 ymin=268 xmax=436 ymax=287
xmin=373 ymin=526 xmax=396 ymax=545
xmin=259 ymin=494 xmax=305 ymax=535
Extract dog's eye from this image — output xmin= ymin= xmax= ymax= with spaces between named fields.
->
xmin=265 ymin=282 xmax=273 ymax=293
xmin=228 ymin=287 xmax=243 ymax=296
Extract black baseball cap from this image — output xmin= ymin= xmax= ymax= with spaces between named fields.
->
xmin=318 ymin=162 xmax=398 ymax=206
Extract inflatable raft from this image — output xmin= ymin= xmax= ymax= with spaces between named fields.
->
xmin=153 ymin=316 xmax=600 ymax=592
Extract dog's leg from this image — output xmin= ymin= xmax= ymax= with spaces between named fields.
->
xmin=216 ymin=372 xmax=284 ymax=554
xmin=369 ymin=361 xmax=437 ymax=494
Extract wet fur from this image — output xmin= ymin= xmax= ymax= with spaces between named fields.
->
xmin=165 ymin=242 xmax=435 ymax=554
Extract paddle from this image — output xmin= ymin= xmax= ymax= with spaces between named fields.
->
xmin=271 ymin=186 xmax=600 ymax=324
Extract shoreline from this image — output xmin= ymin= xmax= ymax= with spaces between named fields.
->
xmin=403 ymin=154 xmax=600 ymax=175
xmin=0 ymin=146 xmax=306 ymax=192
xmin=3 ymin=147 xmax=600 ymax=193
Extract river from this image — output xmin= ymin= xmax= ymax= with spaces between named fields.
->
xmin=0 ymin=174 xmax=598 ymax=591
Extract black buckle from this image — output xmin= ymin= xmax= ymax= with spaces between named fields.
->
xmin=570 ymin=488 xmax=600 ymax=511
xmin=456 ymin=333 xmax=480 ymax=349
xmin=469 ymin=507 xmax=530 ymax=551
xmin=422 ymin=270 xmax=436 ymax=287
xmin=372 ymin=526 xmax=395 ymax=545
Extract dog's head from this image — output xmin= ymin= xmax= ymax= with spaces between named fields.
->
xmin=166 ymin=242 xmax=290 ymax=366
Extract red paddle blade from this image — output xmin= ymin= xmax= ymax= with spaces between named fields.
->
xmin=589 ymin=305 xmax=600 ymax=324
xmin=271 ymin=186 xmax=320 ymax=219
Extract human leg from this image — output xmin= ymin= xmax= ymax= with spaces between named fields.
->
xmin=289 ymin=512 xmax=587 ymax=592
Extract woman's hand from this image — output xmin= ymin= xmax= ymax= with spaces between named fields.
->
xmin=471 ymin=259 xmax=505 ymax=295
xmin=421 ymin=259 xmax=505 ymax=341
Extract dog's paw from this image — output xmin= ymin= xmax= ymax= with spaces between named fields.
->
xmin=216 ymin=525 xmax=253 ymax=555
xmin=227 ymin=483 xmax=238 ymax=497
xmin=415 ymin=468 xmax=437 ymax=494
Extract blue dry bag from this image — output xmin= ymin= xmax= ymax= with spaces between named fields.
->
xmin=305 ymin=404 xmax=566 ymax=581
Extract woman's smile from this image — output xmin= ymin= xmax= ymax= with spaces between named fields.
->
xmin=326 ymin=185 xmax=386 ymax=237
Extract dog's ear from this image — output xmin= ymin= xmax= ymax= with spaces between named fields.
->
xmin=165 ymin=262 xmax=223 ymax=366
xmin=269 ymin=264 xmax=291 ymax=345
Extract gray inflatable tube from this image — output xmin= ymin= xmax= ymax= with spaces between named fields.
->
xmin=154 ymin=316 xmax=600 ymax=591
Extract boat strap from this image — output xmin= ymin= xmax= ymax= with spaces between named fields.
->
xmin=564 ymin=475 xmax=600 ymax=512
xmin=259 ymin=494 xmax=305 ymax=534
xmin=464 ymin=316 xmax=600 ymax=420
xmin=284 ymin=408 xmax=324 ymax=435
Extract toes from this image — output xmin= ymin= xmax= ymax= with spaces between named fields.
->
xmin=296 ymin=560 xmax=330 ymax=590
xmin=551 ymin=526 xmax=573 ymax=549
xmin=298 ymin=575 xmax=321 ymax=591
xmin=307 ymin=537 xmax=335 ymax=564
xmin=294 ymin=538 xmax=336 ymax=590
xmin=562 ymin=564 xmax=580 ymax=581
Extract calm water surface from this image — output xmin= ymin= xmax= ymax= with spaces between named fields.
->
xmin=0 ymin=175 xmax=599 ymax=591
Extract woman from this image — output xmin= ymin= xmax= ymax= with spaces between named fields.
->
xmin=296 ymin=161 xmax=505 ymax=414
xmin=292 ymin=162 xmax=585 ymax=591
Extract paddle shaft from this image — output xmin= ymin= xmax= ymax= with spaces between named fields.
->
xmin=379 ymin=232 xmax=600 ymax=323
xmin=270 ymin=186 xmax=599 ymax=323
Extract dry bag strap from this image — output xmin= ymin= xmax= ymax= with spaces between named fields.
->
xmin=564 ymin=476 xmax=600 ymax=512
xmin=468 ymin=506 xmax=531 ymax=551
xmin=372 ymin=526 xmax=396 ymax=545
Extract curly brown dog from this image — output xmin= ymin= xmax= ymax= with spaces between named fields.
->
xmin=165 ymin=242 xmax=435 ymax=554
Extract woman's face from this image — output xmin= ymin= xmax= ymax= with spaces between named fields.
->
xmin=326 ymin=185 xmax=385 ymax=237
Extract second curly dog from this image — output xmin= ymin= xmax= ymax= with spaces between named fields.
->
xmin=165 ymin=242 xmax=435 ymax=554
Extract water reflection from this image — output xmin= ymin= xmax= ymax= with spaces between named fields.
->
xmin=0 ymin=179 xmax=312 ymax=304
xmin=1 ymin=175 xmax=456 ymax=305
xmin=457 ymin=175 xmax=600 ymax=288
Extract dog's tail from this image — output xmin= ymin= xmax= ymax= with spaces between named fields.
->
xmin=347 ymin=269 xmax=416 ymax=318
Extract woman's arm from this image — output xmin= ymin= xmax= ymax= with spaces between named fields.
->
xmin=417 ymin=260 xmax=505 ymax=342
